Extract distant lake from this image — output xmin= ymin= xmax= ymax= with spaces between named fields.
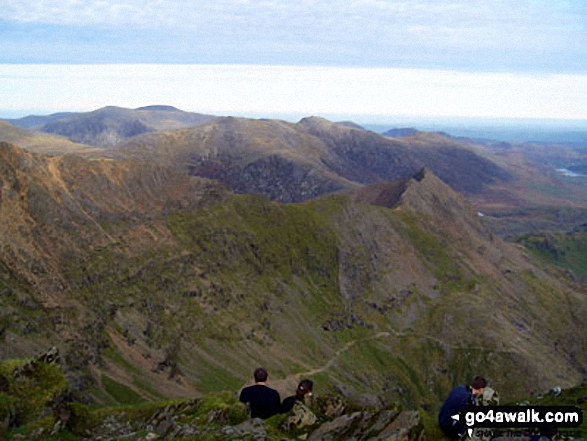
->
xmin=557 ymin=168 xmax=587 ymax=178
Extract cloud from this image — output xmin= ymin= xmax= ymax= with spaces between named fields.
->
xmin=0 ymin=1 xmax=585 ymax=72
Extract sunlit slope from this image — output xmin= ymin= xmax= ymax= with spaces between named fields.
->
xmin=0 ymin=121 xmax=100 ymax=155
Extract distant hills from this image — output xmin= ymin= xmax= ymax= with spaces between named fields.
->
xmin=0 ymin=120 xmax=101 ymax=156
xmin=112 ymin=115 xmax=511 ymax=201
xmin=2 ymin=105 xmax=217 ymax=147
xmin=382 ymin=127 xmax=422 ymax=137
xmin=2 ymin=105 xmax=587 ymax=236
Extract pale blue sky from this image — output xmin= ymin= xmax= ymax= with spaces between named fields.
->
xmin=1 ymin=0 xmax=586 ymax=120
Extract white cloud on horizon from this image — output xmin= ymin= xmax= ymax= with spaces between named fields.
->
xmin=2 ymin=64 xmax=587 ymax=121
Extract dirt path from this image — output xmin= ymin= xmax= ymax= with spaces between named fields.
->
xmin=268 ymin=331 xmax=391 ymax=394
xmin=256 ymin=328 xmax=518 ymax=396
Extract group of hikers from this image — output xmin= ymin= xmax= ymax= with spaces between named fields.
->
xmin=239 ymin=367 xmax=317 ymax=430
xmin=239 ymin=367 xmax=488 ymax=437
xmin=240 ymin=370 xmax=557 ymax=440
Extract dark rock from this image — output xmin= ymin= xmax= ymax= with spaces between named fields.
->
xmin=218 ymin=418 xmax=267 ymax=440
xmin=307 ymin=411 xmax=363 ymax=440
xmin=0 ymin=374 xmax=8 ymax=393
xmin=370 ymin=410 xmax=423 ymax=441
xmin=13 ymin=346 xmax=60 ymax=378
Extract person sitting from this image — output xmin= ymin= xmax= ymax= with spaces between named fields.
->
xmin=281 ymin=379 xmax=317 ymax=431
xmin=281 ymin=379 xmax=314 ymax=413
xmin=239 ymin=367 xmax=281 ymax=419
xmin=438 ymin=376 xmax=487 ymax=439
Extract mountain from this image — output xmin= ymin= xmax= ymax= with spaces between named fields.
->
xmin=382 ymin=127 xmax=422 ymax=137
xmin=0 ymin=121 xmax=101 ymax=156
xmin=1 ymin=111 xmax=78 ymax=129
xmin=1 ymin=141 xmax=585 ymax=416
xmin=113 ymin=115 xmax=511 ymax=202
xmin=4 ymin=106 xmax=218 ymax=148
xmin=515 ymin=224 xmax=587 ymax=282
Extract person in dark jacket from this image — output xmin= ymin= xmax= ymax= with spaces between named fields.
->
xmin=438 ymin=376 xmax=487 ymax=439
xmin=239 ymin=367 xmax=281 ymax=419
xmin=281 ymin=379 xmax=314 ymax=413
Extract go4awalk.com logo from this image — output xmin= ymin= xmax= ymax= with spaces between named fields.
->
xmin=453 ymin=405 xmax=583 ymax=438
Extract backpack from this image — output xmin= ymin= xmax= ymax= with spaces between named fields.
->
xmin=281 ymin=400 xmax=318 ymax=431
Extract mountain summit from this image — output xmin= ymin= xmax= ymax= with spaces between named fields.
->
xmin=3 ymin=106 xmax=217 ymax=148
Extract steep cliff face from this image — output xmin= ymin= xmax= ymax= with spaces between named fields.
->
xmin=0 ymin=142 xmax=227 ymax=299
xmin=0 ymin=142 xmax=585 ymax=413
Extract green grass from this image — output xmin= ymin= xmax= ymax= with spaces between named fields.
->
xmin=101 ymin=374 xmax=145 ymax=406
xmin=395 ymin=211 xmax=475 ymax=294
xmin=516 ymin=228 xmax=587 ymax=281
xmin=525 ymin=382 xmax=587 ymax=438
xmin=102 ymin=346 xmax=142 ymax=376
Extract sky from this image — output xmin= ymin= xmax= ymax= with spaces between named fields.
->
xmin=1 ymin=0 xmax=587 ymax=122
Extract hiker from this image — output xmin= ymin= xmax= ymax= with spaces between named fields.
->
xmin=280 ymin=379 xmax=318 ymax=431
xmin=239 ymin=367 xmax=281 ymax=419
xmin=438 ymin=376 xmax=487 ymax=439
xmin=281 ymin=379 xmax=314 ymax=413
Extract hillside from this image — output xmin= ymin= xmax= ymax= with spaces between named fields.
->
xmin=1 ymin=141 xmax=585 ymax=420
xmin=113 ymin=116 xmax=511 ymax=202
xmin=466 ymin=140 xmax=587 ymax=236
xmin=0 ymin=121 xmax=101 ymax=156
xmin=515 ymin=224 xmax=587 ymax=282
xmin=5 ymin=106 xmax=218 ymax=148
xmin=8 ymin=106 xmax=587 ymax=237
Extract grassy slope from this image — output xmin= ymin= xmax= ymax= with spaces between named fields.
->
xmin=516 ymin=226 xmax=587 ymax=281
xmin=57 ymin=189 xmax=587 ymax=413
xmin=0 ymin=121 xmax=101 ymax=156
xmin=1 ymin=143 xmax=585 ymax=425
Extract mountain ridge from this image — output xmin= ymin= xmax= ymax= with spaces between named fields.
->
xmin=1 ymin=142 xmax=585 ymax=415
xmin=3 ymin=106 xmax=218 ymax=148
xmin=0 ymin=121 xmax=100 ymax=156
xmin=112 ymin=115 xmax=511 ymax=202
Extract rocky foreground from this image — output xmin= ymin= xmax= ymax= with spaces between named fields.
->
xmin=0 ymin=348 xmax=431 ymax=440
xmin=2 ymin=348 xmax=587 ymax=440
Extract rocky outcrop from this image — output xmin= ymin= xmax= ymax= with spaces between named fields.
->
xmin=0 ymin=350 xmax=426 ymax=440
